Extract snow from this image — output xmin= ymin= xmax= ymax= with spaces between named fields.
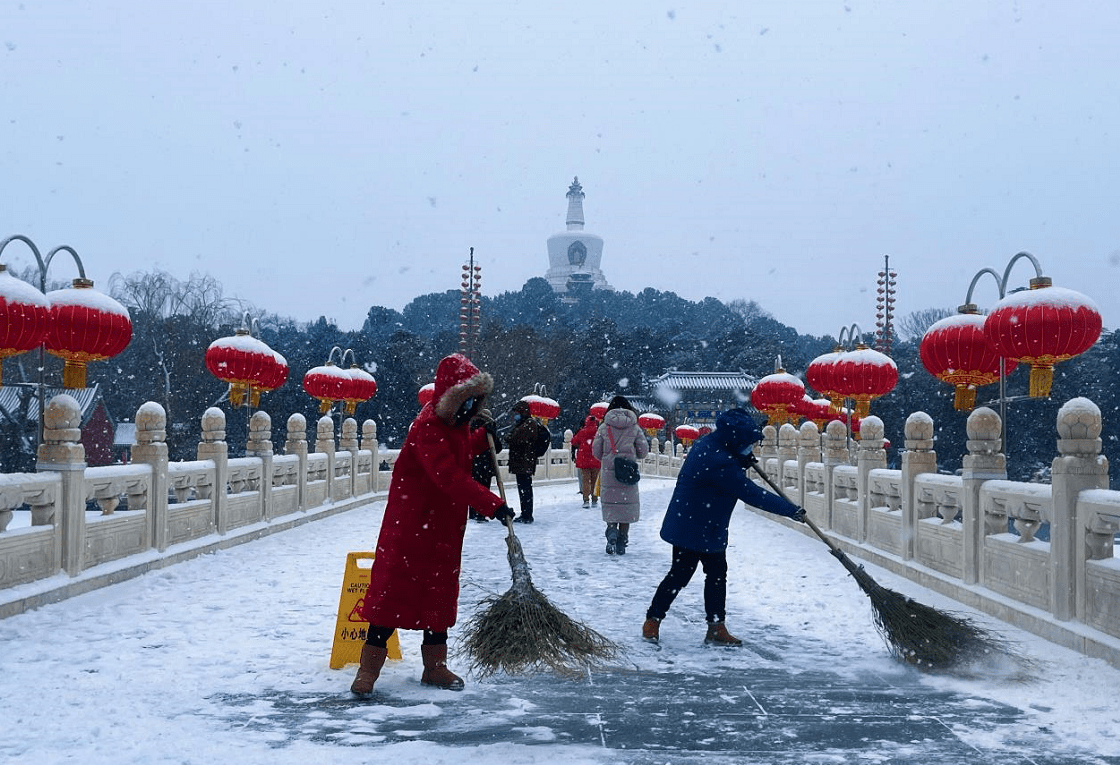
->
xmin=1 ymin=480 xmax=1118 ymax=764
xmin=993 ymin=285 xmax=1102 ymax=313
xmin=45 ymin=283 xmax=131 ymax=317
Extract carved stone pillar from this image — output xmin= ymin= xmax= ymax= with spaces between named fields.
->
xmin=856 ymin=416 xmax=887 ymax=542
xmin=316 ymin=416 xmax=336 ymax=499
xmin=132 ymin=402 xmax=170 ymax=551
xmin=361 ymin=419 xmax=378 ymax=492
xmin=797 ymin=421 xmax=821 ymax=511
xmin=197 ymin=407 xmax=229 ymax=535
xmin=247 ymin=411 xmax=273 ymax=521
xmin=822 ymin=419 xmax=848 ymax=530
xmin=900 ymin=411 xmax=936 ymax=561
xmin=285 ymin=413 xmax=309 ymax=511
xmin=36 ymin=394 xmax=86 ymax=576
xmin=962 ymin=407 xmax=1004 ymax=585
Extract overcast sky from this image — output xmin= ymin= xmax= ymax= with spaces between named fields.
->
xmin=3 ymin=1 xmax=1117 ymax=339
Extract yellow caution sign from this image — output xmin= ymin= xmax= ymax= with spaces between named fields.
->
xmin=329 ymin=551 xmax=402 ymax=669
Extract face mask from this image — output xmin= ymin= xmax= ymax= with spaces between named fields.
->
xmin=462 ymin=397 xmax=475 ymax=412
xmin=513 ymin=413 xmax=522 ymax=422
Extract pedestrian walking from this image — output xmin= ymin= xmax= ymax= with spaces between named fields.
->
xmin=591 ymin=395 xmax=648 ymax=555
xmin=571 ymin=415 xmax=601 ymax=509
xmin=641 ymin=408 xmax=804 ymax=647
xmin=507 ymin=399 xmax=552 ymax=524
xmin=350 ymin=354 xmax=515 ymax=697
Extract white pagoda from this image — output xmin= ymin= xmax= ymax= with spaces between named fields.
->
xmin=543 ymin=177 xmax=613 ymax=299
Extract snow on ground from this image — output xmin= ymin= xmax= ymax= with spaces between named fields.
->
xmin=1 ymin=479 xmax=1118 ymax=764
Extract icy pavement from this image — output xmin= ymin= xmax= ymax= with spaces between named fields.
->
xmin=1 ymin=480 xmax=1118 ymax=765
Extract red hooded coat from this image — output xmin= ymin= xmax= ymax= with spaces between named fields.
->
xmin=359 ymin=354 xmax=505 ymax=631
xmin=572 ymin=416 xmax=601 ymax=470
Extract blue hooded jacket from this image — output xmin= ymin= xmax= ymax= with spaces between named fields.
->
xmin=660 ymin=409 xmax=801 ymax=553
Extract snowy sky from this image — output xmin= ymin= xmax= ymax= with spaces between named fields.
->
xmin=3 ymin=1 xmax=1118 ymax=337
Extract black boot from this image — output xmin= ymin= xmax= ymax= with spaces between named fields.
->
xmin=605 ymin=523 xmax=618 ymax=555
xmin=616 ymin=523 xmax=629 ymax=555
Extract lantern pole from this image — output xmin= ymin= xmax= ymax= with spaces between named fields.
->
xmin=0 ymin=235 xmax=88 ymax=454
xmin=959 ymin=252 xmax=1048 ymax=448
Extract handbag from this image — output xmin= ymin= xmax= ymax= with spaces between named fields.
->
xmin=608 ymin=426 xmax=641 ymax=485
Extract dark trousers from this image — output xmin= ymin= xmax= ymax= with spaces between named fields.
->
xmin=365 ymin=626 xmax=446 ymax=647
xmin=515 ymin=474 xmax=534 ymax=518
xmin=647 ymin=546 xmax=728 ymax=624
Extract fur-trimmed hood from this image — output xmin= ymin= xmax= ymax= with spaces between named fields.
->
xmin=432 ymin=354 xmax=493 ymax=426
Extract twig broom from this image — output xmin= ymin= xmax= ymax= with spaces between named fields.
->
xmin=458 ymin=434 xmax=621 ymax=679
xmin=748 ymin=460 xmax=1011 ymax=672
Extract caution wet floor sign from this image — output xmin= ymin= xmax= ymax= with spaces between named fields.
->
xmin=329 ymin=552 xmax=402 ymax=669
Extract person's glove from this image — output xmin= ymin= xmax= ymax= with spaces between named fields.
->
xmin=786 ymin=506 xmax=806 ymax=523
xmin=493 ymin=504 xmax=515 ymax=524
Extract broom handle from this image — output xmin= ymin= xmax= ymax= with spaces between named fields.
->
xmin=747 ymin=459 xmax=846 ymax=559
xmin=486 ymin=432 xmax=516 ymax=534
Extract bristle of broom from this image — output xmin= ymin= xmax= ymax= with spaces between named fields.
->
xmin=459 ymin=527 xmax=621 ymax=679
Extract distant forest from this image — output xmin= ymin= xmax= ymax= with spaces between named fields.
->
xmin=3 ymin=268 xmax=1117 ymax=488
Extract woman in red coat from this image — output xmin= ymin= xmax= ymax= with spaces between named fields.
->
xmin=351 ymin=354 xmax=514 ymax=697
xmin=571 ymin=415 xmax=601 ymax=508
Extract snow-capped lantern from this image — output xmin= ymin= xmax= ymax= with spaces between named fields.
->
xmin=674 ymin=424 xmax=700 ymax=448
xmin=250 ymin=351 xmax=289 ymax=408
xmin=302 ymin=362 xmax=352 ymax=414
xmin=44 ymin=278 xmax=133 ymax=389
xmin=0 ymin=264 xmax=51 ymax=386
xmin=920 ymin=309 xmax=1017 ymax=411
xmin=750 ymin=366 xmax=806 ymax=426
xmin=417 ymin=382 xmax=435 ymax=407
xmin=806 ymin=349 xmax=844 ymax=412
xmin=589 ymin=402 xmax=609 ymax=420
xmin=983 ymin=278 xmax=1102 ymax=398
xmin=831 ymin=344 xmax=898 ymax=419
xmin=637 ymin=412 xmax=665 ymax=436
xmin=794 ymin=395 xmax=833 ymax=428
xmin=698 ymin=425 xmax=713 ymax=437
xmin=342 ymin=366 xmax=378 ymax=415
xmin=205 ymin=329 xmax=279 ymax=408
xmin=522 ymin=393 xmax=560 ymax=425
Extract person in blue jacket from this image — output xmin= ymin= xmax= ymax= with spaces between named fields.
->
xmin=642 ymin=408 xmax=805 ymax=646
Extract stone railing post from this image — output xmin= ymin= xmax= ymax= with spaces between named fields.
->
xmin=961 ymin=407 xmax=1004 ymax=585
xmin=1052 ymin=397 xmax=1109 ymax=622
xmin=822 ymin=419 xmax=848 ymax=530
xmin=284 ymin=413 xmax=308 ymax=511
xmin=777 ymin=422 xmax=798 ymax=493
xmin=36 ymin=394 xmax=87 ymax=577
xmin=198 ymin=407 xmax=229 ymax=535
xmin=341 ymin=417 xmax=359 ymax=497
xmin=132 ymin=402 xmax=170 ymax=552
xmin=246 ymin=411 xmax=274 ymax=520
xmin=760 ymin=425 xmax=778 ymax=475
xmin=797 ymin=421 xmax=821 ymax=510
xmin=856 ymin=416 xmax=887 ymax=542
xmin=900 ymin=411 xmax=936 ymax=561
xmin=316 ymin=416 xmax=336 ymax=499
xmin=361 ymin=419 xmax=378 ymax=492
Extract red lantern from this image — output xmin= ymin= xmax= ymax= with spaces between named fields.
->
xmin=205 ymin=330 xmax=278 ymax=408
xmin=302 ymin=363 xmax=352 ymax=414
xmin=417 ymin=382 xmax=435 ymax=407
xmin=0 ymin=265 xmax=51 ymax=386
xmin=250 ymin=351 xmax=289 ymax=408
xmin=698 ymin=425 xmax=713 ymax=437
xmin=806 ymin=349 xmax=844 ymax=412
xmin=637 ymin=412 xmax=665 ymax=436
xmin=342 ymin=366 xmax=378 ymax=415
xmin=983 ymin=280 xmax=1102 ymax=397
xmin=920 ymin=311 xmax=1017 ymax=411
xmin=522 ymin=394 xmax=560 ymax=425
xmin=674 ymin=424 xmax=700 ymax=447
xmin=750 ymin=371 xmax=805 ymax=425
xmin=831 ymin=345 xmax=898 ymax=418
xmin=589 ymin=402 xmax=609 ymax=420
xmin=45 ymin=278 xmax=132 ymax=388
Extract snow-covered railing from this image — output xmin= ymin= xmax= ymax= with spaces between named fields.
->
xmin=754 ymin=398 xmax=1120 ymax=668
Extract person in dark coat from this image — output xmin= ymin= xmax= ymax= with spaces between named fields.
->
xmin=591 ymin=395 xmax=649 ymax=555
xmin=641 ymin=408 xmax=804 ymax=647
xmin=351 ymin=354 xmax=515 ymax=697
xmin=571 ymin=415 xmax=601 ymax=509
xmin=468 ymin=409 xmax=502 ymax=522
xmin=507 ymin=399 xmax=550 ymax=524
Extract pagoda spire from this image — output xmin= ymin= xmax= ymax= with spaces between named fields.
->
xmin=565 ymin=177 xmax=585 ymax=230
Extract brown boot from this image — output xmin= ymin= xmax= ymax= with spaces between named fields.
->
xmin=704 ymin=621 xmax=743 ymax=647
xmin=642 ymin=618 xmax=660 ymax=644
xmin=350 ymin=644 xmax=388 ymax=697
xmin=420 ymin=643 xmax=465 ymax=691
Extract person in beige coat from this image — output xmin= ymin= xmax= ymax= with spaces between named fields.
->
xmin=591 ymin=395 xmax=649 ymax=555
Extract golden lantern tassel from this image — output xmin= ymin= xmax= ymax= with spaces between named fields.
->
xmin=855 ymin=399 xmax=871 ymax=419
xmin=953 ymin=385 xmax=977 ymax=411
xmin=250 ymin=388 xmax=262 ymax=408
xmin=1029 ymin=366 xmax=1054 ymax=397
xmin=62 ymin=360 xmax=87 ymax=389
xmin=230 ymin=384 xmax=245 ymax=408
xmin=344 ymin=401 xmax=357 ymax=415
xmin=319 ymin=399 xmax=332 ymax=415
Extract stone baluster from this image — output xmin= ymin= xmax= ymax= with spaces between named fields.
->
xmin=198 ymin=407 xmax=229 ymax=535
xmin=132 ymin=402 xmax=169 ymax=551
xmin=856 ymin=416 xmax=887 ymax=542
xmin=247 ymin=411 xmax=273 ymax=521
xmin=341 ymin=417 xmax=359 ymax=497
xmin=284 ymin=413 xmax=309 ymax=512
xmin=36 ymin=394 xmax=86 ymax=576
xmin=900 ymin=412 xmax=936 ymax=561
xmin=761 ymin=424 xmax=778 ymax=477
xmin=316 ymin=416 xmax=336 ymax=499
xmin=821 ymin=419 xmax=848 ymax=530
xmin=962 ymin=407 xmax=1004 ymax=585
xmin=777 ymin=423 xmax=798 ymax=497
xmin=797 ymin=421 xmax=821 ymax=510
xmin=1052 ymin=398 xmax=1109 ymax=623
xmin=361 ymin=419 xmax=378 ymax=492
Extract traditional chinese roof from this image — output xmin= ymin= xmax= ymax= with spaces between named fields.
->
xmin=0 ymin=383 xmax=106 ymax=426
xmin=649 ymin=371 xmax=758 ymax=392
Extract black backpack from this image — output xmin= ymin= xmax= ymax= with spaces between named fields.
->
xmin=533 ymin=422 xmax=552 ymax=458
